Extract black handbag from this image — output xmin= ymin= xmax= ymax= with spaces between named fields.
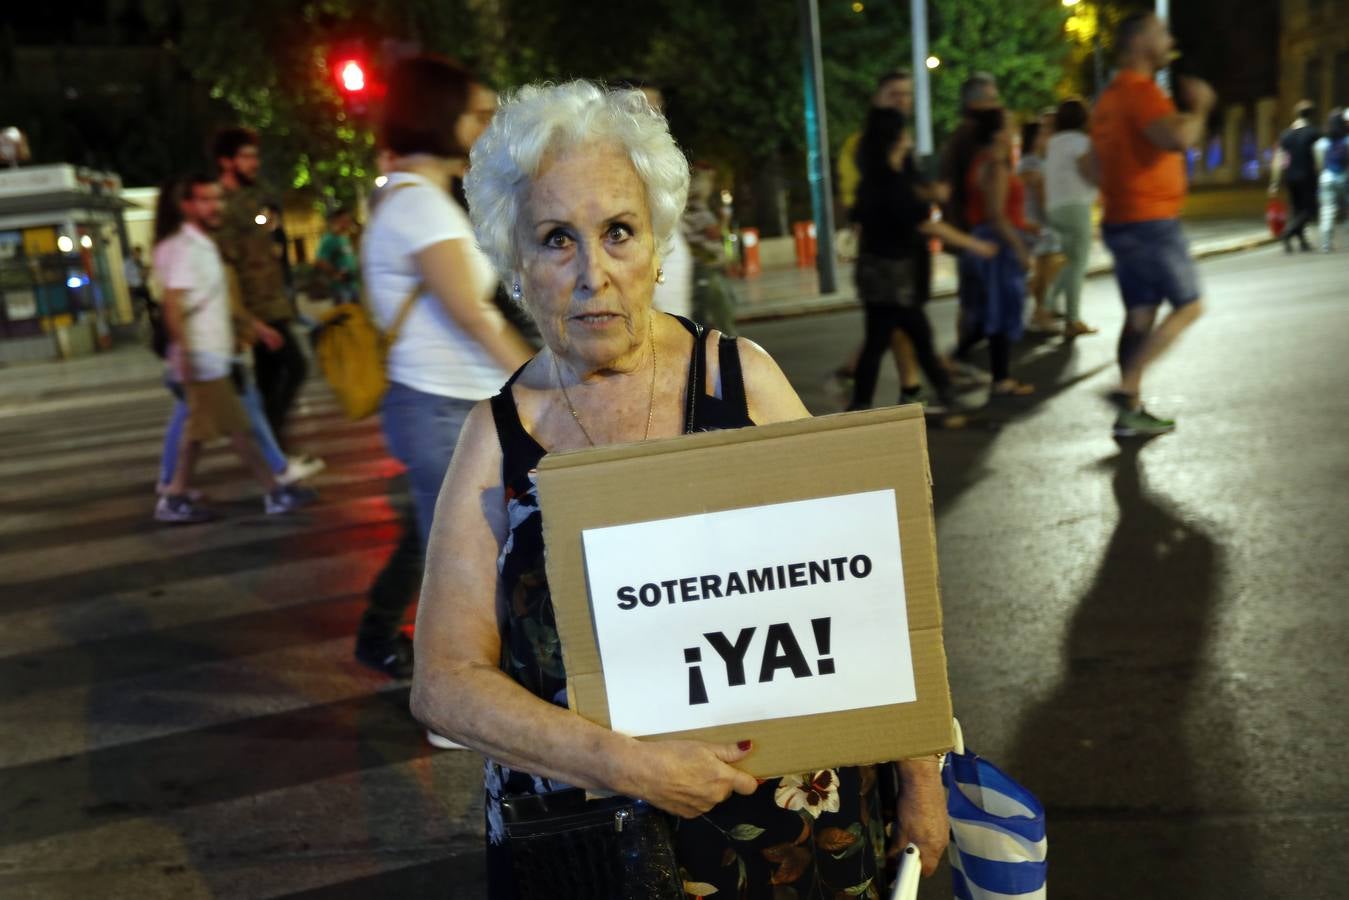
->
xmin=500 ymin=789 xmax=684 ymax=899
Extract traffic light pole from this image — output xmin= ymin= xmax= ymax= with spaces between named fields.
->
xmin=798 ymin=0 xmax=837 ymax=295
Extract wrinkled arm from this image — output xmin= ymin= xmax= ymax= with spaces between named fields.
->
xmin=412 ymin=401 xmax=758 ymax=817
xmin=891 ymin=757 xmax=949 ymax=877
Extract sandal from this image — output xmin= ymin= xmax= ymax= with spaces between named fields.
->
xmin=990 ymin=379 xmax=1036 ymax=397
xmin=1062 ymin=321 xmax=1099 ymax=338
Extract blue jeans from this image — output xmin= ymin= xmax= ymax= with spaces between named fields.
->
xmin=158 ymin=372 xmax=288 ymax=485
xmin=379 ymin=381 xmax=477 ymax=551
xmin=1102 ymin=218 xmax=1201 ymax=310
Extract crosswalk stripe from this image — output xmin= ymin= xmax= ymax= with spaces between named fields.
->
xmin=0 ymin=363 xmax=492 ymax=892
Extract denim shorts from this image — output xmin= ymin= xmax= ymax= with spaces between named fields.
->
xmin=1102 ymin=218 xmax=1201 ymax=310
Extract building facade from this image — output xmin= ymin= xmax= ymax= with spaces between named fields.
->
xmin=1280 ymin=0 xmax=1349 ymax=119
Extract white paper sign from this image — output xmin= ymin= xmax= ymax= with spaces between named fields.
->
xmin=581 ymin=489 xmax=915 ymax=736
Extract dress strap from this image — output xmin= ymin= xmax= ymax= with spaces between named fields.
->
xmin=490 ymin=361 xmax=546 ymax=476
xmin=683 ymin=319 xmax=706 ymax=434
xmin=716 ymin=334 xmax=749 ymax=420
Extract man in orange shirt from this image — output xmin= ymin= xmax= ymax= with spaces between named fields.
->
xmin=1089 ymin=12 xmax=1214 ymax=438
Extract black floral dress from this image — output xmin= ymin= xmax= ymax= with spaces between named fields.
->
xmin=484 ymin=317 xmax=890 ymax=899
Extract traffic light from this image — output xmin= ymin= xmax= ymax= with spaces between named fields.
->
xmin=336 ymin=58 xmax=366 ymax=96
xmin=328 ymin=43 xmax=379 ymax=116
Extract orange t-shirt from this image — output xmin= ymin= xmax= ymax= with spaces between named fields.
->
xmin=1090 ymin=70 xmax=1187 ymax=224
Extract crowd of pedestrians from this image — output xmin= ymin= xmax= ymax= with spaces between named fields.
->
xmin=841 ymin=11 xmax=1227 ymax=439
xmin=1271 ymin=101 xmax=1349 ymax=254
xmin=116 ymin=12 xmax=1346 ymax=895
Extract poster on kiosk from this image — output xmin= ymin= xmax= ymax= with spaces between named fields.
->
xmin=536 ymin=406 xmax=954 ymax=778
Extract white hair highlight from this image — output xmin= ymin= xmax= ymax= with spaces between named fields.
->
xmin=464 ymin=80 xmax=690 ymax=280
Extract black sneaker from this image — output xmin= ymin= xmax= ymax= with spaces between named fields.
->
xmin=355 ymin=632 xmax=414 ymax=679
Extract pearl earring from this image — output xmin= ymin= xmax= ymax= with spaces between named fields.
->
xmin=510 ymin=281 xmax=523 ymax=302
xmin=655 ymin=268 xmax=666 ymax=285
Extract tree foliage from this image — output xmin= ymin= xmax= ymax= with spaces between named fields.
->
xmin=114 ymin=0 xmax=1071 ymax=216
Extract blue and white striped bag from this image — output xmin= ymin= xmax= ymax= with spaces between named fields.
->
xmin=943 ymin=720 xmax=1047 ymax=900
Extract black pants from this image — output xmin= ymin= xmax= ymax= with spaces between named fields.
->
xmin=252 ymin=319 xmax=308 ymax=452
xmin=955 ymin=330 xmax=1011 ymax=383
xmin=1285 ymin=177 xmax=1318 ymax=246
xmin=851 ymin=304 xmax=952 ymax=409
xmin=360 ymin=511 xmax=423 ymax=643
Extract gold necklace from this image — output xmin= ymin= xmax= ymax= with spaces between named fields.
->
xmin=554 ymin=318 xmax=657 ymax=447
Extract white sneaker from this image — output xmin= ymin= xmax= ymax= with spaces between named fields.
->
xmin=277 ymin=455 xmax=326 ymax=485
xmin=426 ymin=730 xmax=469 ymax=750
xmin=156 ymin=483 xmax=206 ymax=501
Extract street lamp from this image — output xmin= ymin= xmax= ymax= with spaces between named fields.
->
xmin=56 ymin=235 xmax=74 ymax=253
xmin=925 ymin=55 xmax=941 ymax=70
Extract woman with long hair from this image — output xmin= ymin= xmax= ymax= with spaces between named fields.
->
xmin=1045 ymin=97 xmax=1100 ymax=337
xmin=953 ymin=107 xmax=1036 ymax=398
xmin=847 ymin=108 xmax=996 ymax=417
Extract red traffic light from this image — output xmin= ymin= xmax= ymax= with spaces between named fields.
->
xmin=336 ymin=58 xmax=367 ymax=95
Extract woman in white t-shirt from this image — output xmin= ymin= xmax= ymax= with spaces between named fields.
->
xmin=1044 ymin=98 xmax=1099 ymax=338
xmin=356 ymin=56 xmax=533 ymax=684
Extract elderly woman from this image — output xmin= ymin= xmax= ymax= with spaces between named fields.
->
xmin=412 ymin=80 xmax=947 ymax=898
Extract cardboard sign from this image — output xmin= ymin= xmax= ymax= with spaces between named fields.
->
xmin=536 ymin=405 xmax=953 ymax=778
xmin=582 ymin=490 xmax=916 ymax=735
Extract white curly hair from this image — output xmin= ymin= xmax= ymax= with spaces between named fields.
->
xmin=463 ymin=80 xmax=690 ymax=281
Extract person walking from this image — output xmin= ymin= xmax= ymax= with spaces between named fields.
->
xmin=953 ymin=108 xmax=1036 ymax=399
xmin=1018 ymin=112 xmax=1067 ymax=334
xmin=315 ymin=206 xmax=362 ymax=302
xmin=153 ymin=175 xmax=315 ymax=523
xmin=1313 ymin=107 xmax=1348 ymax=252
xmin=683 ymin=163 xmax=738 ymax=334
xmin=1270 ymin=101 xmax=1321 ymax=254
xmin=835 ymin=70 xmax=928 ymax=400
xmin=940 ymin=73 xmax=1002 ymax=386
xmin=1089 ymin=12 xmax=1212 ymax=438
xmin=213 ymin=127 xmax=310 ymax=452
xmin=1044 ymin=97 xmax=1099 ymax=338
xmin=151 ymin=181 xmax=324 ymax=500
xmin=848 ymin=108 xmax=996 ymax=417
xmin=353 ymin=56 xmax=532 ymax=693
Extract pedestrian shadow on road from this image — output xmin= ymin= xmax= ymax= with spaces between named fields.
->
xmin=999 ymin=440 xmax=1253 ymax=899
xmin=928 ymin=341 xmax=1113 ymax=513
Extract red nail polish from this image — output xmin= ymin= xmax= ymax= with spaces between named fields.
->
xmin=737 ymin=740 xmax=752 ymax=752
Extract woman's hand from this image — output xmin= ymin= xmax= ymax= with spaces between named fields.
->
xmin=621 ymin=738 xmax=759 ymax=818
xmin=889 ymin=757 xmax=949 ymax=877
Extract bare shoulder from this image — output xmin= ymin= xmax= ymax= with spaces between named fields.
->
xmin=443 ymin=399 xmax=506 ymax=503
xmin=733 ymin=336 xmax=810 ymax=425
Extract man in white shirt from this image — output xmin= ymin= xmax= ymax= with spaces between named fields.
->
xmin=155 ymin=176 xmax=314 ymax=523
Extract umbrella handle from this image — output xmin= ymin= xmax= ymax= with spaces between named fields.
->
xmin=889 ymin=843 xmax=922 ymax=900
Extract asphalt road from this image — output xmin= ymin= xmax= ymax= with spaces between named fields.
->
xmin=0 ymin=244 xmax=1345 ymax=899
